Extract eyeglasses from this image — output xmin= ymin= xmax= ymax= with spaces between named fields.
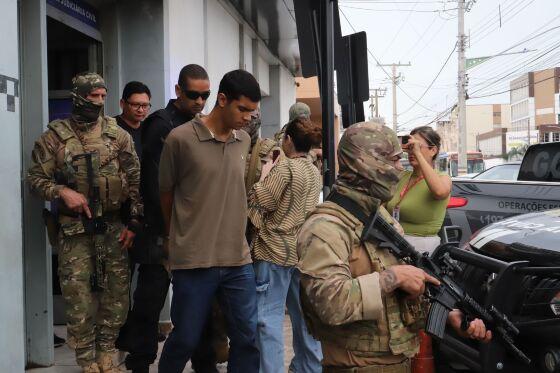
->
xmin=126 ymin=101 xmax=152 ymax=111
xmin=182 ymin=89 xmax=211 ymax=100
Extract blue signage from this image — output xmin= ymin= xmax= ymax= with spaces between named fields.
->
xmin=47 ymin=0 xmax=99 ymax=30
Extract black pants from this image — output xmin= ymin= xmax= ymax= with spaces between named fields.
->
xmin=117 ymin=264 xmax=217 ymax=371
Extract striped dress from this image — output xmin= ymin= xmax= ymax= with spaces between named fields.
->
xmin=247 ymin=155 xmax=322 ymax=266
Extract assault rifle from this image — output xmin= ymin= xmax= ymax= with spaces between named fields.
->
xmin=327 ymin=191 xmax=531 ymax=365
xmin=73 ymin=152 xmax=107 ymax=292
xmin=72 ymin=152 xmax=107 ymax=235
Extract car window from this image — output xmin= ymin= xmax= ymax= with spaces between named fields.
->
xmin=519 ymin=143 xmax=560 ymax=182
xmin=474 ymin=164 xmax=520 ymax=180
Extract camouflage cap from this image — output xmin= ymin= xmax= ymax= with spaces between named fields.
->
xmin=71 ymin=72 xmax=106 ymax=98
xmin=289 ymin=102 xmax=311 ymax=122
xmin=336 ymin=121 xmax=403 ymax=202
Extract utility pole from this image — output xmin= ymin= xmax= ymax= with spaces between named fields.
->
xmin=369 ymin=88 xmax=386 ymax=119
xmin=378 ymin=62 xmax=410 ymax=132
xmin=457 ymin=0 xmax=468 ymax=174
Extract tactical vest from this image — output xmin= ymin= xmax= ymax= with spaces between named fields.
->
xmin=301 ymin=202 xmax=422 ymax=358
xmin=49 ymin=118 xmax=126 ymax=234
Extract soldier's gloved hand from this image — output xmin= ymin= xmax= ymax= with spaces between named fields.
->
xmin=118 ymin=228 xmax=135 ymax=250
xmin=59 ymin=187 xmax=91 ymax=218
xmin=447 ymin=309 xmax=492 ymax=343
xmin=380 ymin=265 xmax=440 ymax=299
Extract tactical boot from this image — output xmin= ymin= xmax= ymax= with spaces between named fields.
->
xmin=82 ymin=362 xmax=101 ymax=373
xmin=96 ymin=352 xmax=123 ymax=373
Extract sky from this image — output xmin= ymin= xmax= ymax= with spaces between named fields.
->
xmin=337 ymin=0 xmax=560 ymax=132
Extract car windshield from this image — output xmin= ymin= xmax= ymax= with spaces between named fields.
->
xmin=474 ymin=164 xmax=520 ymax=180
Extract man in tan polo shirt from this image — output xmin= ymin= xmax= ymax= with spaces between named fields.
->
xmin=158 ymin=69 xmax=261 ymax=373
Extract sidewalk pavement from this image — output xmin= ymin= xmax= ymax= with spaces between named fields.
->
xmin=27 ymin=319 xmax=296 ymax=373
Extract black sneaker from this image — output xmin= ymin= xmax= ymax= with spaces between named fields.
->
xmin=54 ymin=334 xmax=65 ymax=348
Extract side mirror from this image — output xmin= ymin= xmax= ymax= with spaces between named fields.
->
xmin=441 ymin=225 xmax=462 ymax=244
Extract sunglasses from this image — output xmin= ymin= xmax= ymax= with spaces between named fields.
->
xmin=182 ymin=89 xmax=211 ymax=100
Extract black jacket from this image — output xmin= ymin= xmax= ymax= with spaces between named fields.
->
xmin=140 ymin=100 xmax=193 ymax=235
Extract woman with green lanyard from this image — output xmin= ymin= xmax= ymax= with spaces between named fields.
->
xmin=387 ymin=126 xmax=451 ymax=254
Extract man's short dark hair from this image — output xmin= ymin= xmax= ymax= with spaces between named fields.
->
xmin=178 ymin=64 xmax=209 ymax=88
xmin=218 ymin=69 xmax=261 ymax=103
xmin=121 ymin=81 xmax=151 ymax=100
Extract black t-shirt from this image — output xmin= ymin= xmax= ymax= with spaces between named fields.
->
xmin=115 ymin=115 xmax=143 ymax=159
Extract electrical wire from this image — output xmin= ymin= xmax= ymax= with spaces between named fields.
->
xmin=471 ymin=0 xmax=536 ymax=45
xmin=468 ymin=0 xmax=523 ymax=39
xmin=339 ymin=7 xmax=440 ymax=113
xmin=468 ymin=35 xmax=560 ymax=89
xmin=380 ymin=1 xmax=420 ymax=58
xmin=339 ymin=4 xmax=458 ymax=12
xmin=469 ymin=74 xmax=558 ymax=99
xmin=398 ymin=13 xmax=439 ymax=61
xmin=470 ymin=40 xmax=560 ymax=96
xmin=398 ymin=42 xmax=457 ymax=116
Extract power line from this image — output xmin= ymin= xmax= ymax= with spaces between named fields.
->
xmin=469 ymin=0 xmax=523 ymax=39
xmin=410 ymin=16 xmax=450 ymax=60
xmin=468 ymin=22 xmax=560 ymax=75
xmin=380 ymin=1 xmax=420 ymax=57
xmin=340 ymin=0 xmax=447 ymax=3
xmin=469 ymin=74 xmax=558 ymax=99
xmin=466 ymin=29 xmax=560 ymax=92
xmin=470 ymin=40 xmax=560 ymax=96
xmin=399 ymin=42 xmax=457 ymax=116
xmin=339 ymin=4 xmax=457 ymax=12
xmin=339 ymin=7 xmax=439 ymax=114
xmin=471 ymin=0 xmax=536 ymax=45
xmin=398 ymin=13 xmax=439 ymax=61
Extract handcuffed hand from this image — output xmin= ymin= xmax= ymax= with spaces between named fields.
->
xmin=118 ymin=228 xmax=135 ymax=250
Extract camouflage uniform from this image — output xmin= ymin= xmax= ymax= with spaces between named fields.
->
xmin=27 ymin=73 xmax=142 ymax=371
xmin=296 ymin=121 xmax=423 ymax=372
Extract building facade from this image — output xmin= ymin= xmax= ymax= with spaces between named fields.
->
xmin=1 ymin=0 xmax=301 ymax=369
xmin=436 ymin=103 xmax=510 ymax=154
xmin=509 ymin=67 xmax=560 ymax=146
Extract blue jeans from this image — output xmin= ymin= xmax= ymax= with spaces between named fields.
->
xmin=254 ymin=260 xmax=322 ymax=373
xmin=158 ymin=264 xmax=259 ymax=373
xmin=286 ymin=270 xmax=322 ymax=372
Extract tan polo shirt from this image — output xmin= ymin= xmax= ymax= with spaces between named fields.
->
xmin=159 ymin=115 xmax=252 ymax=270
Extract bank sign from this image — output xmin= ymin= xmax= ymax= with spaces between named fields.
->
xmin=47 ymin=0 xmax=99 ymax=30
xmin=506 ymin=130 xmax=539 ymax=152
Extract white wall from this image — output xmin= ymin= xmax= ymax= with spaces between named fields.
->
xmin=206 ymin=0 xmax=240 ymax=110
xmin=243 ymin=33 xmax=253 ymax=73
xmin=164 ymin=0 xmax=295 ymax=126
xmin=165 ymin=0 xmax=206 ymax=102
xmin=166 ymin=0 xmax=242 ymax=112
xmin=279 ymin=64 xmax=296 ymax=127
xmin=0 ymin=0 xmax=25 ymax=370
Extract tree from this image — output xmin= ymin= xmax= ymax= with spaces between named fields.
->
xmin=507 ymin=144 xmax=528 ymax=161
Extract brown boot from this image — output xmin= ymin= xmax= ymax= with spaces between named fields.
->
xmin=96 ymin=352 xmax=123 ymax=373
xmin=82 ymin=362 xmax=101 ymax=373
